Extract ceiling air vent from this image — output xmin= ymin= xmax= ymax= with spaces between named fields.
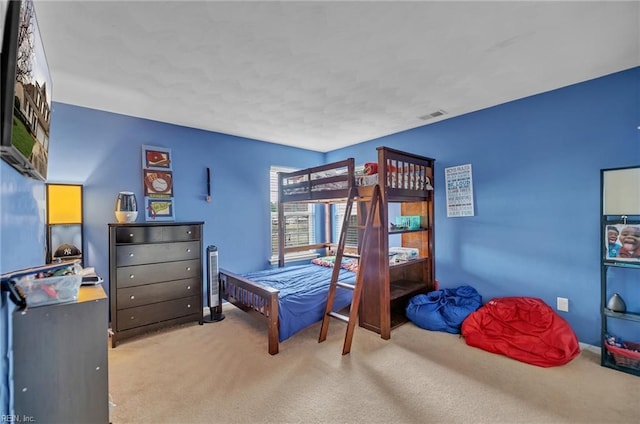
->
xmin=418 ymin=109 xmax=447 ymax=121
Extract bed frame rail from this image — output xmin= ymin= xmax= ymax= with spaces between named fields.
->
xmin=378 ymin=146 xmax=434 ymax=201
xmin=279 ymin=158 xmax=355 ymax=203
xmin=219 ymin=268 xmax=280 ymax=355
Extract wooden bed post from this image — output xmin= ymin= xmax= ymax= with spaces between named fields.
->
xmin=378 ymin=148 xmax=391 ymax=340
xmin=267 ymin=292 xmax=279 ymax=355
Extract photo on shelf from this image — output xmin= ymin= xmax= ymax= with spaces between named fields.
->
xmin=604 ymin=222 xmax=640 ymax=262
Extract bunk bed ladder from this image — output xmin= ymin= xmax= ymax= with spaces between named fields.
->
xmin=319 ymin=184 xmax=383 ymax=355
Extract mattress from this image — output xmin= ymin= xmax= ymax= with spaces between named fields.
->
xmin=241 ymin=263 xmax=355 ymax=342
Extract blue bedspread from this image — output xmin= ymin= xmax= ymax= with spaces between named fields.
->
xmin=241 ymin=264 xmax=355 ymax=342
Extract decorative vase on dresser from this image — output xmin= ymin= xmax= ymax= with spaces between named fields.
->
xmin=108 ymin=221 xmax=204 ymax=347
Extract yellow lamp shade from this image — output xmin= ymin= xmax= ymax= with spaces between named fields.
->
xmin=47 ymin=184 xmax=83 ymax=224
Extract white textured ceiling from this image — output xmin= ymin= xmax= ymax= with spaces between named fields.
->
xmin=34 ymin=1 xmax=640 ymax=152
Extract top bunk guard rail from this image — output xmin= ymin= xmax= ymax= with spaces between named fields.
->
xmin=378 ymin=146 xmax=435 ymax=202
xmin=279 ymin=158 xmax=356 ymax=203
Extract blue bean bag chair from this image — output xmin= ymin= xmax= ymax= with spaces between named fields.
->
xmin=406 ymin=285 xmax=482 ymax=334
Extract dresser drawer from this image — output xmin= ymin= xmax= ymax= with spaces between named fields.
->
xmin=116 ymin=278 xmax=200 ymax=309
xmin=116 ymin=259 xmax=201 ymax=288
xmin=115 ymin=225 xmax=200 ymax=244
xmin=162 ymin=225 xmax=201 ymax=242
xmin=116 ymin=241 xmax=200 ymax=266
xmin=116 ymin=295 xmax=200 ymax=331
xmin=115 ymin=226 xmax=163 ymax=244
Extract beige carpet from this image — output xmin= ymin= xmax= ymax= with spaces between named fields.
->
xmin=108 ymin=305 xmax=639 ymax=424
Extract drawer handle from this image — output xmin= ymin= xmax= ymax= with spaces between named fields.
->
xmin=130 ymin=295 xmax=135 ymax=300
xmin=187 ymin=230 xmax=192 ymax=235
xmin=129 ymin=233 xmax=134 ymax=237
xmin=187 ymin=304 xmax=191 ymax=308
xmin=186 ymin=267 xmax=191 ymax=271
xmin=187 ymin=285 xmax=191 ymax=290
xmin=129 ymin=274 xmax=135 ymax=279
xmin=186 ymin=249 xmax=191 ymax=253
xmin=130 ymin=316 xmax=135 ymax=320
xmin=129 ymin=253 xmax=134 ymax=257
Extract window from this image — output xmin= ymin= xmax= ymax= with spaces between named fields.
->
xmin=270 ymin=166 xmax=317 ymax=263
xmin=334 ymin=203 xmax=359 ymax=249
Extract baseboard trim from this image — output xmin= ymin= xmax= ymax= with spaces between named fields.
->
xmin=579 ymin=342 xmax=601 ymax=355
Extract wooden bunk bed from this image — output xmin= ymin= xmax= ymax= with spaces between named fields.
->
xmin=219 ymin=146 xmax=435 ymax=354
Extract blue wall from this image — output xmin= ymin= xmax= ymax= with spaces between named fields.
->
xmin=327 ymin=67 xmax=640 ymax=346
xmin=0 ymin=162 xmax=47 ymax=416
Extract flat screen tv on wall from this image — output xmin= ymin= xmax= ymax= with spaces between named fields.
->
xmin=1 ymin=0 xmax=52 ymax=181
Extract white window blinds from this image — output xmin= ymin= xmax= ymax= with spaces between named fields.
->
xmin=334 ymin=203 xmax=359 ymax=249
xmin=270 ymin=166 xmax=316 ymax=261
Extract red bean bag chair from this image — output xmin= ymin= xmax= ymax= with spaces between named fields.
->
xmin=461 ymin=297 xmax=580 ymax=367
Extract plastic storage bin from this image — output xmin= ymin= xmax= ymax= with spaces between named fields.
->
xmin=16 ymin=274 xmax=82 ymax=307
xmin=11 ymin=262 xmax=83 ymax=307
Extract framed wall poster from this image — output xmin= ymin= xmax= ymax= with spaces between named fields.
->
xmin=142 ymin=145 xmax=172 ymax=170
xmin=142 ymin=145 xmax=175 ymax=221
xmin=144 ymin=197 xmax=175 ymax=221
xmin=143 ymin=169 xmax=173 ymax=196
xmin=445 ymin=164 xmax=475 ymax=217
xmin=604 ymin=222 xmax=640 ymax=262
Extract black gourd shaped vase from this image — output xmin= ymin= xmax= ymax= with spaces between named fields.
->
xmin=606 ymin=293 xmax=626 ymax=313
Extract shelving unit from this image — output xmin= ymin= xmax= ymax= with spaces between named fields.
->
xmin=600 ymin=166 xmax=640 ymax=377
xmin=601 ymin=260 xmax=640 ymax=376
xmin=358 ymin=148 xmax=435 ymax=339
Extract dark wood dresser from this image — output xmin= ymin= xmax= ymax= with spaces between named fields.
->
xmin=108 ymin=221 xmax=204 ymax=347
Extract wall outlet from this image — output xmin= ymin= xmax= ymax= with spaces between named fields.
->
xmin=557 ymin=297 xmax=569 ymax=312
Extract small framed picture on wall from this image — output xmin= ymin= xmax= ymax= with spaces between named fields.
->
xmin=604 ymin=222 xmax=640 ymax=262
xmin=142 ymin=145 xmax=172 ymax=170
xmin=144 ymin=197 xmax=175 ymax=221
xmin=143 ymin=169 xmax=173 ymax=196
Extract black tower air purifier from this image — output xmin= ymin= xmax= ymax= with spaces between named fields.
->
xmin=203 ymin=245 xmax=225 ymax=322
